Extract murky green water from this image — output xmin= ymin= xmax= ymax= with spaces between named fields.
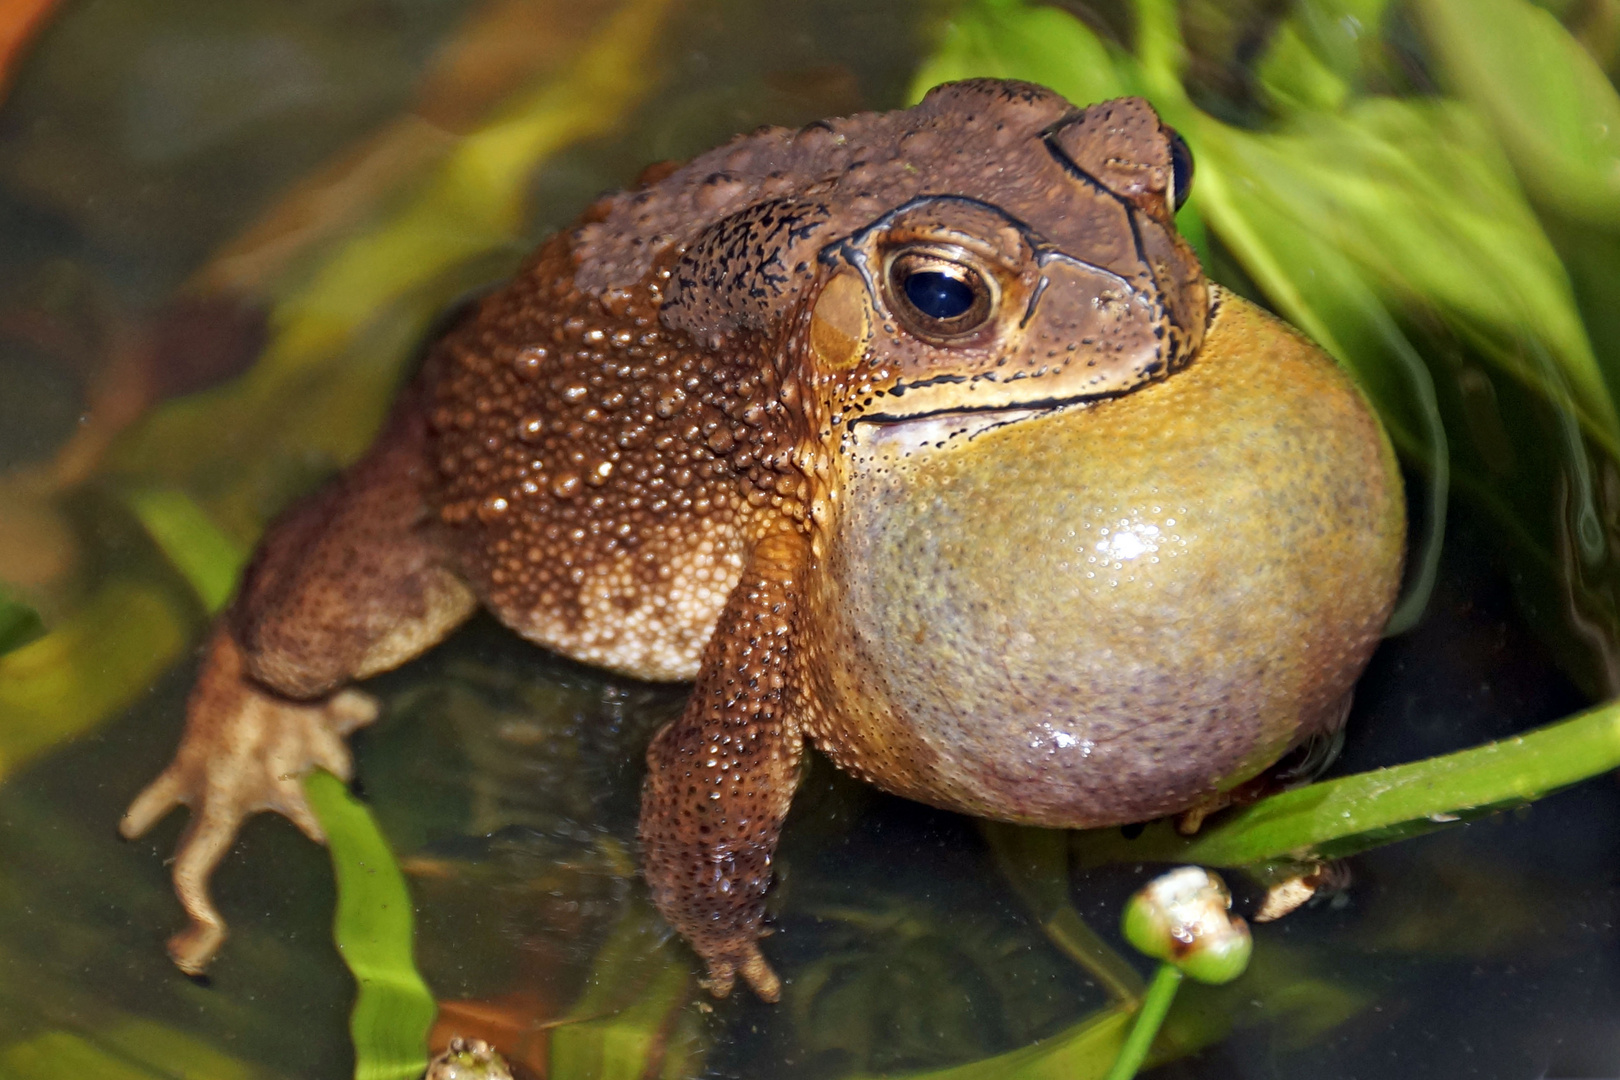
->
xmin=3 ymin=2 xmax=1620 ymax=1078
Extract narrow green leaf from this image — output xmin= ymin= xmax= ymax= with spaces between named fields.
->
xmin=1074 ymin=698 xmax=1620 ymax=869
xmin=95 ymin=1019 xmax=274 ymax=1080
xmin=853 ymin=992 xmax=1221 ymax=1080
xmin=1132 ymin=0 xmax=1188 ymax=105
xmin=269 ymin=0 xmax=681 ymax=372
xmin=1420 ymin=0 xmax=1620 ymax=226
xmin=304 ymin=770 xmax=436 ymax=1080
xmin=123 ymin=487 xmax=248 ymax=613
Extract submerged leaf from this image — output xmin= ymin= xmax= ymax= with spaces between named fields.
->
xmin=548 ymin=896 xmax=696 ymax=1080
xmin=1255 ymin=22 xmax=1350 ymax=113
xmin=840 ymin=1006 xmax=1130 ymax=1080
xmin=268 ymin=0 xmax=680 ymax=373
xmin=981 ymin=823 xmax=1144 ymax=1005
xmin=855 ymin=997 xmax=1213 ymax=1080
xmin=305 ymin=770 xmax=437 ymax=1080
xmin=0 ymin=1019 xmax=273 ymax=1080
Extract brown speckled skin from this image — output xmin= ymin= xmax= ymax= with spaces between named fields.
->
xmin=122 ymin=81 xmax=1404 ymax=1001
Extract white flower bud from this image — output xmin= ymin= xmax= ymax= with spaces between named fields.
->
xmin=1121 ymin=866 xmax=1252 ymax=985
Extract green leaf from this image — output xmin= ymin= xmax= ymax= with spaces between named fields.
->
xmin=1256 ymin=22 xmax=1351 ymax=113
xmin=123 ymin=487 xmax=248 ymax=613
xmin=1420 ymin=0 xmax=1620 ymax=227
xmin=1288 ymin=0 xmax=1395 ymax=87
xmin=1074 ymin=697 xmax=1620 ymax=869
xmin=1252 ymin=0 xmax=1397 ymax=109
xmin=908 ymin=0 xmax=1131 ymax=109
xmin=1194 ymin=100 xmax=1619 ymax=458
xmin=304 ymin=770 xmax=436 ymax=1080
xmin=0 ymin=589 xmax=44 ymax=656
xmin=267 ymin=0 xmax=681 ymax=372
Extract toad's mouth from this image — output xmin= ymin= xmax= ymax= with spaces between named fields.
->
xmin=849 ymin=393 xmax=1100 ymax=452
xmin=844 ymin=289 xmax=1221 ymax=451
xmin=854 ymin=390 xmax=1100 ymax=427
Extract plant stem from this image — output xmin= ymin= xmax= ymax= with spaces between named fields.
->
xmin=1103 ymin=963 xmax=1183 ymax=1080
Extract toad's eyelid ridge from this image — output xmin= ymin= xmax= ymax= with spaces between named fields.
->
xmin=818 ymin=195 xmax=1141 ymax=315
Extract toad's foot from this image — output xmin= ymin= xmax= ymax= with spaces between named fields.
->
xmin=695 ymin=937 xmax=781 ymax=1002
xmin=120 ymin=631 xmax=378 ymax=974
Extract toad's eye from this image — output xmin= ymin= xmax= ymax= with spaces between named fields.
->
xmin=886 ymin=251 xmax=995 ymax=340
xmin=1167 ymin=128 xmax=1194 ymax=211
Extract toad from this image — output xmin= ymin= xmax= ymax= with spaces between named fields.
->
xmin=122 ymin=80 xmax=1405 ymax=1001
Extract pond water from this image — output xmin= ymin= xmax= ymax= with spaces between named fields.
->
xmin=2 ymin=1 xmax=1620 ymax=1078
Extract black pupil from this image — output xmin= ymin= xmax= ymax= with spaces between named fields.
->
xmin=903 ymin=270 xmax=976 ymax=321
xmin=1169 ymin=131 xmax=1194 ymax=211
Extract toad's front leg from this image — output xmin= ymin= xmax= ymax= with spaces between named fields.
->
xmin=639 ymin=528 xmax=810 ymax=1002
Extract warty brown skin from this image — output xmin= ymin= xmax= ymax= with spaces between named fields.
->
xmin=121 ymin=80 xmax=1404 ymax=1001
